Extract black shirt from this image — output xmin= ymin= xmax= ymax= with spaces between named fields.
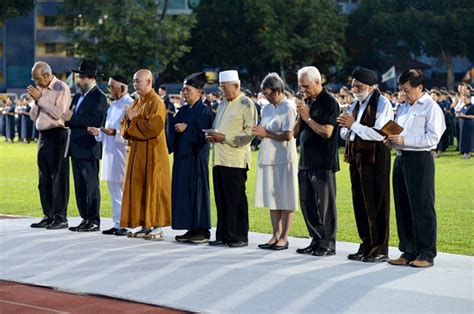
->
xmin=299 ymin=88 xmax=340 ymax=172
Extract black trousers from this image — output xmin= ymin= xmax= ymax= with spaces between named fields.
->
xmin=213 ymin=166 xmax=249 ymax=243
xmin=393 ymin=151 xmax=437 ymax=262
xmin=72 ymin=159 xmax=101 ymax=225
xmin=349 ymin=145 xmax=391 ymax=256
xmin=37 ymin=128 xmax=69 ymax=222
xmin=298 ymin=169 xmax=337 ymax=250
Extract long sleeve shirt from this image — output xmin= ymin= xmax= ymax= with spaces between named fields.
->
xmin=340 ymin=93 xmax=394 ymax=142
xmin=30 ymin=76 xmax=71 ymax=131
xmin=212 ymin=93 xmax=257 ymax=168
xmin=393 ymin=93 xmax=446 ymax=151
xmin=95 ymin=94 xmax=133 ymax=182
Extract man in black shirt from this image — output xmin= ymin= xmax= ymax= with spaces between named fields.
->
xmin=294 ymin=66 xmax=340 ymax=256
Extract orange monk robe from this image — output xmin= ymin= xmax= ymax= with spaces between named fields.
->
xmin=120 ymin=89 xmax=171 ymax=228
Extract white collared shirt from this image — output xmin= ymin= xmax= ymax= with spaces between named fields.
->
xmin=340 ymin=92 xmax=394 ymax=141
xmin=393 ymin=93 xmax=446 ymax=151
xmin=74 ymin=84 xmax=96 ymax=112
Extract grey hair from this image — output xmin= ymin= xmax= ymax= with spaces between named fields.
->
xmin=261 ymin=72 xmax=286 ymax=92
xmin=297 ymin=66 xmax=321 ymax=82
xmin=32 ymin=61 xmax=52 ymax=76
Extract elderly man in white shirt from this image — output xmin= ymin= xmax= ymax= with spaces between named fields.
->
xmin=88 ymin=75 xmax=133 ymax=236
xmin=337 ymin=67 xmax=393 ymax=263
xmin=384 ymin=69 xmax=446 ymax=268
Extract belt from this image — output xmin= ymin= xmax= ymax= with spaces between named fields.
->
xmin=396 ymin=150 xmax=430 ymax=156
xmin=39 ymin=127 xmax=67 ymax=134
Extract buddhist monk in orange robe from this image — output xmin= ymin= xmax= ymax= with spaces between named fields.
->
xmin=120 ymin=69 xmax=171 ymax=240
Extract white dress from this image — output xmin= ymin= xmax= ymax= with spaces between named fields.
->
xmin=254 ymin=98 xmax=298 ymax=210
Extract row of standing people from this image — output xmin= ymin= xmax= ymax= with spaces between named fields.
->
xmin=28 ymin=59 xmax=445 ymax=268
xmin=0 ymin=96 xmax=39 ymax=143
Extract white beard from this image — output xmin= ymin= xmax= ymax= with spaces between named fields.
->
xmin=354 ymin=90 xmax=369 ymax=103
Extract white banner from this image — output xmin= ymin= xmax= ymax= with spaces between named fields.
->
xmin=382 ymin=66 xmax=396 ymax=83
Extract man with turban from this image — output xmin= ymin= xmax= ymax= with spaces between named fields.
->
xmin=337 ymin=67 xmax=394 ymax=262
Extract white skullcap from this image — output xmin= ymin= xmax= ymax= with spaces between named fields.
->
xmin=219 ymin=70 xmax=240 ymax=83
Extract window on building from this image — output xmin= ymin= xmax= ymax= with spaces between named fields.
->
xmin=37 ymin=43 xmax=66 ymax=56
xmin=45 ymin=43 xmax=65 ymax=55
xmin=158 ymin=0 xmax=186 ymax=10
xmin=45 ymin=16 xmax=61 ymax=27
xmin=37 ymin=15 xmax=63 ymax=28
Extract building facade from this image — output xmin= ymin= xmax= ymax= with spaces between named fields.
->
xmin=0 ymin=0 xmax=195 ymax=93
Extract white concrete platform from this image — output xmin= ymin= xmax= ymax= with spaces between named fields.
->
xmin=0 ymin=217 xmax=472 ymax=313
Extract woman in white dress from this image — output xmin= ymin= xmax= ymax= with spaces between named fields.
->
xmin=252 ymin=73 xmax=298 ymax=250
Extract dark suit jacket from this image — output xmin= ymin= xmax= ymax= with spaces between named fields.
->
xmin=66 ymin=86 xmax=107 ymax=160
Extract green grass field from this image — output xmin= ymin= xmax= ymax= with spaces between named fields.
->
xmin=0 ymin=139 xmax=472 ymax=255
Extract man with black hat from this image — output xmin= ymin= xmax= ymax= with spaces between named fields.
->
xmin=337 ymin=67 xmax=393 ymax=262
xmin=62 ymin=59 xmax=107 ymax=232
xmin=87 ymin=75 xmax=133 ymax=236
xmin=171 ymin=72 xmax=213 ymax=243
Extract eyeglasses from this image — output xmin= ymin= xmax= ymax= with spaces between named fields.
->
xmin=261 ymin=90 xmax=275 ymax=97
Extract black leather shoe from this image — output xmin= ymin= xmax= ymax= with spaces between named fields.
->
xmin=258 ymin=242 xmax=276 ymax=249
xmin=31 ymin=217 xmax=53 ymax=228
xmin=175 ymin=230 xmax=195 ymax=242
xmin=362 ymin=254 xmax=389 ymax=263
xmin=114 ymin=228 xmax=129 ymax=236
xmin=272 ymin=242 xmax=289 ymax=251
xmin=46 ymin=221 xmax=69 ymax=230
xmin=209 ymin=240 xmax=226 ymax=246
xmin=78 ymin=222 xmax=100 ymax=232
xmin=188 ymin=230 xmax=210 ymax=244
xmin=312 ymin=248 xmax=336 ymax=256
xmin=69 ymin=220 xmax=88 ymax=232
xmin=347 ymin=252 xmax=366 ymax=261
xmin=228 ymin=241 xmax=248 ymax=248
xmin=102 ymin=227 xmax=118 ymax=235
xmin=296 ymin=244 xmax=316 ymax=255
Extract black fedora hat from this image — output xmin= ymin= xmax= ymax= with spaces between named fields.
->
xmin=71 ymin=59 xmax=101 ymax=77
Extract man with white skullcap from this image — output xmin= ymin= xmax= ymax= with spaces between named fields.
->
xmin=87 ymin=75 xmax=133 ymax=236
xmin=205 ymin=70 xmax=257 ymax=248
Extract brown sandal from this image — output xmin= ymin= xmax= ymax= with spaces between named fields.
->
xmin=127 ymin=227 xmax=151 ymax=238
xmin=144 ymin=231 xmax=164 ymax=241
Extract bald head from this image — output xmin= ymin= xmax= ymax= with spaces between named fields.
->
xmin=133 ymin=69 xmax=153 ymax=96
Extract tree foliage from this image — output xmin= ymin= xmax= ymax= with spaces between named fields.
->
xmin=347 ymin=0 xmax=474 ymax=89
xmin=62 ymin=0 xmax=196 ymax=79
xmin=179 ymin=0 xmax=347 ymax=87
xmin=0 ymin=0 xmax=35 ymax=23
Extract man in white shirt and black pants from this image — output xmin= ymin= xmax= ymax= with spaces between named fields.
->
xmin=385 ymin=69 xmax=445 ymax=268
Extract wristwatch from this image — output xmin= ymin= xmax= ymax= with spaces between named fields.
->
xmin=306 ymin=118 xmax=312 ymax=123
